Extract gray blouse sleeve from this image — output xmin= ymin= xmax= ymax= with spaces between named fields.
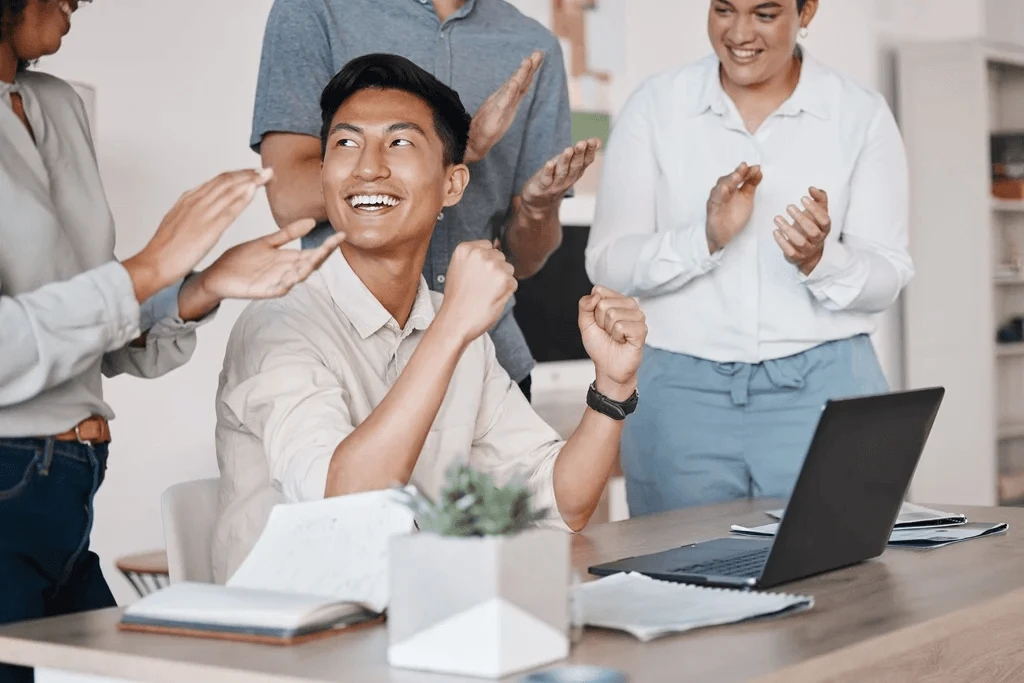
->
xmin=0 ymin=261 xmax=141 ymax=407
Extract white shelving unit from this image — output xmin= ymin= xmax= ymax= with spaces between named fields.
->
xmin=898 ymin=40 xmax=1024 ymax=506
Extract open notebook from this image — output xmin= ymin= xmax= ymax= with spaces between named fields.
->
xmin=119 ymin=488 xmax=416 ymax=644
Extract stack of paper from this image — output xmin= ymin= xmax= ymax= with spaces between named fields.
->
xmin=764 ymin=502 xmax=967 ymax=529
xmin=733 ymin=501 xmax=1008 ymax=549
xmin=575 ymin=572 xmax=812 ymax=642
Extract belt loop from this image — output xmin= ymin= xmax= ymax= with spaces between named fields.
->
xmin=39 ymin=437 xmax=55 ymax=476
xmin=730 ymin=365 xmax=752 ymax=406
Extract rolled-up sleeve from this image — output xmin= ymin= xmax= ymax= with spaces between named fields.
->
xmin=220 ymin=311 xmax=353 ymax=502
xmin=470 ymin=336 xmax=571 ymax=532
xmin=101 ymin=273 xmax=216 ymax=380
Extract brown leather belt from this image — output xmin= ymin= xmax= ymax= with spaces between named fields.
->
xmin=53 ymin=416 xmax=111 ymax=445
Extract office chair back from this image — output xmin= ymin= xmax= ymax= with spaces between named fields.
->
xmin=161 ymin=477 xmax=220 ymax=584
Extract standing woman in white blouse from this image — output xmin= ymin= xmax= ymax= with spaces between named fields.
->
xmin=0 ymin=1 xmax=341 ymax=673
xmin=585 ymin=0 xmax=912 ymax=515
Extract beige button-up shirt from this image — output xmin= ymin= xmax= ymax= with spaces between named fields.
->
xmin=212 ymin=249 xmax=569 ymax=583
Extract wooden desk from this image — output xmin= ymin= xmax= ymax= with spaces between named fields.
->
xmin=2 ymin=500 xmax=1024 ymax=683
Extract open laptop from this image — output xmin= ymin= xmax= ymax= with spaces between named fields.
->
xmin=589 ymin=387 xmax=945 ymax=589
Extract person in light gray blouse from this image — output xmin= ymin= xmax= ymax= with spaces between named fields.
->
xmin=0 ymin=2 xmax=341 ymax=677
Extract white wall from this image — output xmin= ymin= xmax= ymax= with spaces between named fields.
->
xmin=42 ymin=0 xmax=276 ymax=603
xmin=37 ymin=0 xmax=917 ymax=604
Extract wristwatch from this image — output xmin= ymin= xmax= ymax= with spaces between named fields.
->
xmin=586 ymin=382 xmax=639 ymax=420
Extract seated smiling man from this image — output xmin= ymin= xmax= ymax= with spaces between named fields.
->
xmin=211 ymin=53 xmax=646 ymax=582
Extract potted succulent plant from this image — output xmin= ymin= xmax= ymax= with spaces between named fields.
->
xmin=386 ymin=464 xmax=571 ymax=679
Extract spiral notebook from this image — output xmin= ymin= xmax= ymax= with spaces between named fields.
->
xmin=575 ymin=572 xmax=812 ymax=642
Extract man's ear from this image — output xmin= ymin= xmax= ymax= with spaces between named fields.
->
xmin=442 ymin=164 xmax=470 ymax=208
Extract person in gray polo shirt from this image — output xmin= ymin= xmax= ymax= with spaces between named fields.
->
xmin=251 ymin=0 xmax=600 ymax=400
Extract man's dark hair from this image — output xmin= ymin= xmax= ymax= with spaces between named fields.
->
xmin=319 ymin=53 xmax=472 ymax=166
xmin=0 ymin=0 xmax=30 ymax=72
xmin=797 ymin=0 xmax=806 ymax=11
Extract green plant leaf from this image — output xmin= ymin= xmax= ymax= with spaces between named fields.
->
xmin=397 ymin=463 xmax=547 ymax=537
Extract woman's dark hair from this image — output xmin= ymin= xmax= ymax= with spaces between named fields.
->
xmin=319 ymin=53 xmax=472 ymax=166
xmin=0 ymin=0 xmax=30 ymax=72
xmin=797 ymin=0 xmax=807 ymax=11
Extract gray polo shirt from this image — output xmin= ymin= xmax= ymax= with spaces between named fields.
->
xmin=251 ymin=0 xmax=574 ymax=382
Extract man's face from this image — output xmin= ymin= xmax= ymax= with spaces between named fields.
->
xmin=321 ymin=88 xmax=467 ymax=253
xmin=708 ymin=0 xmax=808 ymax=88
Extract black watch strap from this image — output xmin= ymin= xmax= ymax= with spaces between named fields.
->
xmin=586 ymin=381 xmax=639 ymax=420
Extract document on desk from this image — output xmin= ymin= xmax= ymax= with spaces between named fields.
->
xmin=227 ymin=487 xmax=416 ymax=612
xmin=576 ymin=572 xmax=812 ymax=642
xmin=765 ymin=501 xmax=967 ymax=529
xmin=731 ymin=521 xmax=1008 ymax=549
xmin=120 ymin=488 xmax=416 ymax=643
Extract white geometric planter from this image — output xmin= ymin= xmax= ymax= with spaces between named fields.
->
xmin=387 ymin=528 xmax=571 ymax=679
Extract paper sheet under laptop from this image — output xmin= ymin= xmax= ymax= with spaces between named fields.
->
xmin=226 ymin=488 xmax=416 ymax=613
xmin=730 ymin=521 xmax=1008 ymax=548
xmin=765 ymin=501 xmax=966 ymax=529
xmin=576 ymin=572 xmax=812 ymax=642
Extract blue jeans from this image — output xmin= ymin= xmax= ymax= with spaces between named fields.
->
xmin=621 ymin=335 xmax=889 ymax=516
xmin=0 ymin=438 xmax=115 ymax=683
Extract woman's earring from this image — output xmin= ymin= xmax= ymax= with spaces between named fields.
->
xmin=799 ymin=27 xmax=809 ymax=39
xmin=437 ymin=212 xmax=444 ymax=221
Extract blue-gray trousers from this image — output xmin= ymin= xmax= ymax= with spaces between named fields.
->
xmin=621 ymin=335 xmax=888 ymax=516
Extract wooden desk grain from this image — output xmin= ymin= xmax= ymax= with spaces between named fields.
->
xmin=2 ymin=500 xmax=1023 ymax=683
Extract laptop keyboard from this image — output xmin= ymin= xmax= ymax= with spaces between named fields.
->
xmin=672 ymin=547 xmax=771 ymax=578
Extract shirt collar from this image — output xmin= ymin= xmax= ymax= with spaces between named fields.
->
xmin=777 ymin=47 xmax=830 ymax=120
xmin=321 ymin=249 xmax=435 ymax=340
xmin=414 ymin=0 xmax=477 ymax=21
xmin=690 ymin=46 xmax=831 ymax=121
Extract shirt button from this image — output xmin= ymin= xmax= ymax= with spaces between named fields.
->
xmin=437 ymin=274 xmax=446 ymax=284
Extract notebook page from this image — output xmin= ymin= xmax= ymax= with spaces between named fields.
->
xmin=227 ymin=488 xmax=416 ymax=613
xmin=577 ymin=572 xmax=812 ymax=642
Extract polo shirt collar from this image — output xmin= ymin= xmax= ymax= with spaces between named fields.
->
xmin=412 ymin=0 xmax=478 ymax=21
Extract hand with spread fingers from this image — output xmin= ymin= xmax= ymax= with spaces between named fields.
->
xmin=123 ymin=168 xmax=276 ymax=302
xmin=578 ymin=286 xmax=647 ymax=401
xmin=520 ymin=138 xmax=602 ymax=212
xmin=705 ymin=162 xmax=764 ymax=254
xmin=773 ymin=186 xmax=831 ymax=275
xmin=464 ymin=51 xmax=545 ymax=165
xmin=179 ymin=219 xmax=346 ymax=319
